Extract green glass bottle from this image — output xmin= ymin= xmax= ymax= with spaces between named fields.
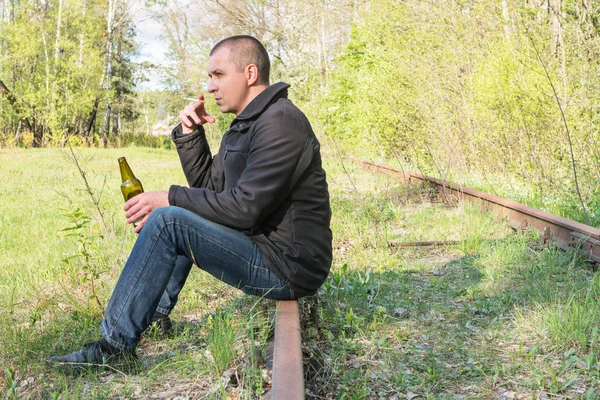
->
xmin=118 ymin=157 xmax=144 ymax=201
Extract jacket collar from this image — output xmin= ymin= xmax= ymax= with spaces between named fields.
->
xmin=233 ymin=82 xmax=290 ymax=122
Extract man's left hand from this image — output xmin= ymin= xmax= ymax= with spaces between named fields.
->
xmin=124 ymin=191 xmax=169 ymax=233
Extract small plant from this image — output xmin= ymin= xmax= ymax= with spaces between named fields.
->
xmin=59 ymin=200 xmax=106 ymax=311
xmin=544 ymin=292 xmax=600 ymax=350
xmin=206 ymin=309 xmax=238 ymax=375
xmin=61 ymin=145 xmax=107 ymax=228
xmin=4 ymin=368 xmax=17 ymax=399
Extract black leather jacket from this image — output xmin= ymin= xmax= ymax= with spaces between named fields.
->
xmin=168 ymin=82 xmax=332 ymax=297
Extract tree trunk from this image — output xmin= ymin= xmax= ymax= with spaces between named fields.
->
xmin=144 ymin=110 xmax=150 ymax=136
xmin=549 ymin=0 xmax=562 ymax=57
xmin=2 ymin=0 xmax=15 ymax=23
xmin=33 ymin=126 xmax=44 ymax=147
xmin=84 ymin=96 xmax=100 ymax=144
xmin=14 ymin=120 xmax=21 ymax=142
xmin=102 ymin=102 xmax=111 ymax=147
xmin=502 ymin=0 xmax=510 ymax=39
xmin=0 ymin=80 xmax=33 ymax=133
xmin=79 ymin=0 xmax=87 ymax=66
xmin=112 ymin=26 xmax=123 ymax=141
xmin=54 ymin=0 xmax=64 ymax=66
xmin=112 ymin=108 xmax=119 ymax=137
xmin=49 ymin=0 xmax=64 ymax=131
xmin=102 ymin=0 xmax=115 ymax=147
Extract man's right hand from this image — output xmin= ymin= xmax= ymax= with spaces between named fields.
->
xmin=179 ymin=95 xmax=216 ymax=134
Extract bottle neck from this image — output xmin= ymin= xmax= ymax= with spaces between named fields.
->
xmin=118 ymin=158 xmax=136 ymax=181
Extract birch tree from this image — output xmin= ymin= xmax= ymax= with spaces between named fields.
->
xmin=0 ymin=0 xmax=137 ymax=147
xmin=101 ymin=0 xmax=115 ymax=147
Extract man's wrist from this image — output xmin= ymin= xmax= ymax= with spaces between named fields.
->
xmin=181 ymin=125 xmax=195 ymax=134
xmin=172 ymin=123 xmax=205 ymax=143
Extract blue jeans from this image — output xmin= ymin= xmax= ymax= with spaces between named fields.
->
xmin=100 ymin=206 xmax=295 ymax=350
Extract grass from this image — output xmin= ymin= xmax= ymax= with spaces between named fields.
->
xmin=2 ymin=147 xmax=600 ymax=398
xmin=307 ymin=158 xmax=600 ymax=398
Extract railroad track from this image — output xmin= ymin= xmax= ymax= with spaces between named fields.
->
xmin=349 ymin=157 xmax=600 ymax=263
xmin=271 ymin=300 xmax=304 ymax=399
xmin=269 ymin=157 xmax=600 ymax=399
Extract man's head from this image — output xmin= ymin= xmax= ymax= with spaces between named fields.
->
xmin=207 ymin=36 xmax=270 ymax=115
xmin=210 ymin=36 xmax=270 ymax=86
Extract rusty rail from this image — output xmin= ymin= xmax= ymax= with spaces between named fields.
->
xmin=271 ymin=300 xmax=304 ymax=399
xmin=351 ymin=158 xmax=600 ymax=263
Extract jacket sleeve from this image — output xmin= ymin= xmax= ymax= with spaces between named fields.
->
xmin=168 ymin=104 xmax=311 ymax=229
xmin=171 ymin=123 xmax=218 ymax=190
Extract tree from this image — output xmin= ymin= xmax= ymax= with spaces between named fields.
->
xmin=0 ymin=0 xmax=138 ymax=147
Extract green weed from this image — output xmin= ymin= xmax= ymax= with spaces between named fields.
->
xmin=4 ymin=368 xmax=17 ymax=399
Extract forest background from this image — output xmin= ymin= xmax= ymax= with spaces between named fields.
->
xmin=1 ymin=0 xmax=600 ymax=226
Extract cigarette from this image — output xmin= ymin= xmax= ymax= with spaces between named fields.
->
xmin=183 ymin=97 xmax=211 ymax=102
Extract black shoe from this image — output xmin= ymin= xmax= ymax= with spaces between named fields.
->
xmin=149 ymin=311 xmax=172 ymax=335
xmin=46 ymin=340 xmax=136 ymax=373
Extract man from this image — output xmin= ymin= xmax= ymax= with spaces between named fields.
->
xmin=47 ymin=35 xmax=332 ymax=369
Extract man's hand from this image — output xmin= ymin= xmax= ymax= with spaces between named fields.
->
xmin=124 ymin=191 xmax=169 ymax=233
xmin=179 ymin=95 xmax=216 ymax=134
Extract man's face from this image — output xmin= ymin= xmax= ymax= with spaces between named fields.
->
xmin=207 ymin=47 xmax=250 ymax=116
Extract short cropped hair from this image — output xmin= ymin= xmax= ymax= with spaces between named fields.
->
xmin=211 ymin=35 xmax=270 ymax=86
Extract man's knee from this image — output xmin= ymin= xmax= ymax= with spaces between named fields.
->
xmin=146 ymin=206 xmax=188 ymax=227
xmin=145 ymin=206 xmax=223 ymax=240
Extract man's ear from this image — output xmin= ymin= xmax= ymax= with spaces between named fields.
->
xmin=246 ymin=64 xmax=259 ymax=86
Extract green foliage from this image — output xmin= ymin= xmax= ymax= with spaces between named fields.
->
xmin=316 ymin=0 xmax=600 ymax=227
xmin=542 ymin=273 xmax=600 ymax=350
xmin=206 ymin=309 xmax=237 ymax=375
xmin=4 ymin=368 xmax=17 ymax=399
xmin=119 ymin=132 xmax=174 ymax=149
xmin=0 ymin=0 xmax=139 ymax=147
xmin=59 ymin=202 xmax=105 ymax=311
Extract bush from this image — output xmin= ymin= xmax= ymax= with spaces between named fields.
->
xmin=315 ymin=0 xmax=600 ymax=226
